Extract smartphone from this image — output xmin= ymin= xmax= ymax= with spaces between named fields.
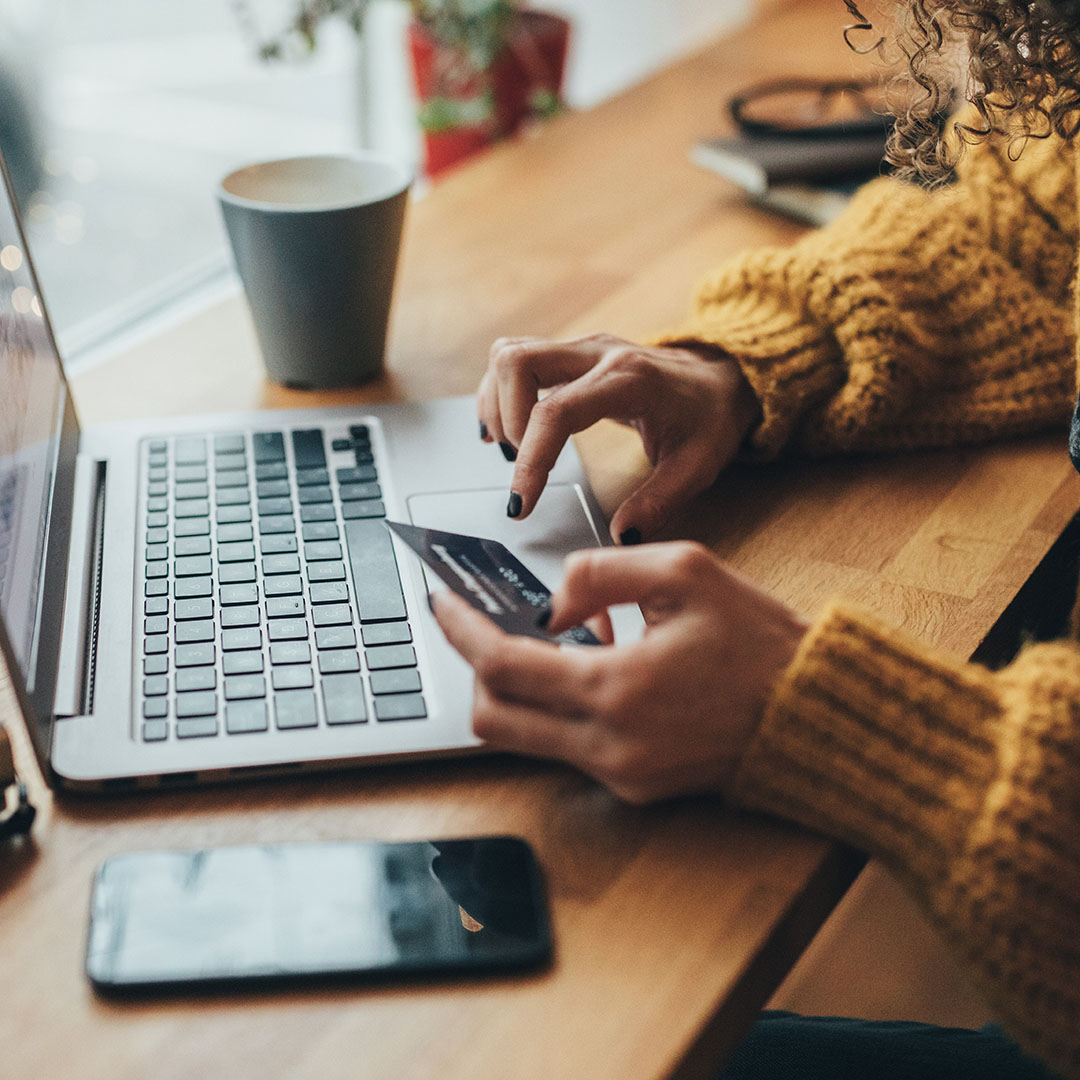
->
xmin=86 ymin=836 xmax=552 ymax=993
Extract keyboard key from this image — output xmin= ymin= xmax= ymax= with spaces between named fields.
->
xmin=252 ymin=431 xmax=286 ymax=463
xmin=224 ymin=674 xmax=266 ymax=700
xmin=175 ymin=555 xmax=212 ymax=577
xmin=341 ymin=500 xmax=385 ymax=520
xmin=336 ymin=465 xmax=377 ymax=484
xmin=217 ymin=523 xmax=254 ymax=543
xmin=307 ymin=561 xmax=345 ymax=583
xmin=145 ymin=543 xmax=168 ymax=562
xmin=257 ymin=497 xmax=293 ymax=517
xmin=221 ymin=605 xmax=260 ymax=628
xmin=147 ymin=495 xmax=168 ymax=513
xmin=315 ymin=626 xmax=356 ymax=650
xmin=353 ymin=449 xmax=374 ymax=466
xmin=146 ymin=527 xmax=168 ymax=545
xmin=270 ymin=641 xmax=310 ymax=666
xmin=222 ymin=627 xmax=261 ymax=652
xmin=145 ymin=579 xmax=169 ymax=597
xmin=262 ymin=553 xmax=300 ymax=575
xmin=176 ymin=690 xmax=217 ymax=718
xmin=217 ymin=504 xmax=252 ymax=524
xmin=296 ymin=467 xmax=329 ymax=487
xmin=146 ymin=561 xmax=169 ymax=579
xmin=175 ymin=536 xmax=211 ymax=557
xmin=174 ymin=481 xmax=209 ymax=500
xmin=147 ymin=481 xmax=167 ymax=497
xmin=373 ymin=694 xmax=427 ymax=722
xmin=259 ymin=515 xmax=295 ymax=535
xmin=312 ymin=603 xmax=352 ymax=627
xmin=255 ymin=461 xmax=288 ymax=481
xmin=148 ymin=439 xmax=168 ymax=452
xmin=366 ymin=644 xmax=416 ymax=670
xmin=264 ymin=575 xmax=303 ymax=597
xmin=142 ymin=720 xmax=168 ymax=742
xmin=266 ymin=596 xmax=305 ymax=619
xmin=176 ymin=620 xmax=214 ymax=644
xmin=274 ymin=689 xmax=318 ymax=730
xmin=349 ymin=424 xmax=370 ymax=442
xmin=176 ymin=643 xmax=215 ymax=667
xmin=297 ymin=485 xmax=333 ymax=505
xmin=304 ymin=541 xmax=342 ymax=562
xmin=339 ymin=482 xmax=382 ymax=502
xmin=226 ymin=700 xmax=268 ymax=734
xmin=362 ymin=621 xmax=411 ymax=646
xmin=175 ymin=518 xmax=210 ymax=537
xmin=214 ymin=434 xmax=245 ymax=453
xmin=144 ymin=614 xmax=168 ymax=635
xmin=223 ymin=651 xmax=263 ymax=676
xmin=215 ymin=470 xmax=249 ymax=489
xmin=218 ymin=541 xmax=256 ymax=563
xmin=144 ymin=634 xmax=169 ymax=655
xmin=370 ymin=668 xmax=422 ymax=695
xmin=220 ymin=583 xmax=259 ymax=606
xmin=144 ymin=655 xmax=169 ymax=676
xmin=215 ymin=451 xmax=247 ymax=472
xmin=318 ymin=650 xmax=360 ymax=674
xmin=268 ymin=618 xmax=308 ymax=641
xmin=175 ymin=597 xmax=213 ymax=620
xmin=147 ymin=468 xmax=167 ymax=485
xmin=260 ymin=534 xmax=298 ymax=555
xmin=175 ymin=577 xmax=212 ymax=599
xmin=219 ymin=563 xmax=256 ymax=584
xmin=331 ymin=437 xmax=353 ymax=452
xmin=256 ymin=478 xmax=290 ymax=499
xmin=146 ymin=511 xmax=168 ymax=529
xmin=177 ymin=717 xmax=218 ymax=738
xmin=174 ymin=464 xmax=208 ymax=483
xmin=343 ymin=518 xmax=406 ymax=622
xmin=143 ymin=675 xmax=169 ymax=696
xmin=302 ymin=521 xmax=339 ymax=542
xmin=216 ymin=487 xmax=251 ymax=506
xmin=322 ymin=673 xmax=366 ymax=725
xmin=175 ymin=499 xmax=210 ymax=519
xmin=143 ymin=698 xmax=168 ymax=720
xmin=309 ymin=582 xmax=349 ymax=605
xmin=299 ymin=504 xmax=335 ymax=523
xmin=290 ymin=429 xmax=326 ymax=469
xmin=176 ymin=667 xmax=216 ymax=692
xmin=271 ymin=665 xmax=314 ymax=690
xmin=174 ymin=437 xmax=207 ymax=464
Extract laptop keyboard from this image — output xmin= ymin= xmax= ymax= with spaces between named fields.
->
xmin=137 ymin=425 xmax=426 ymax=742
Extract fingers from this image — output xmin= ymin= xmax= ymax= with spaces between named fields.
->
xmin=470 ymin=683 xmax=589 ymax=765
xmin=608 ymin=438 xmax=723 ymax=543
xmin=546 ymin=542 xmax=714 ymax=634
xmin=431 ymin=590 xmax=594 ymax=714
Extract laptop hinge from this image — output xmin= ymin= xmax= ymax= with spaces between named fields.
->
xmin=54 ymin=456 xmax=107 ymax=718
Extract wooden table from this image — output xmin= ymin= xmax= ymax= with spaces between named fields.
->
xmin=4 ymin=1 xmax=1078 ymax=1078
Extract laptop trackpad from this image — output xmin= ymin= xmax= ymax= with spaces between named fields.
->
xmin=405 ymin=484 xmax=603 ymax=592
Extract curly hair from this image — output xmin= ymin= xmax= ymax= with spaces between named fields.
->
xmin=842 ymin=0 xmax=1080 ymax=183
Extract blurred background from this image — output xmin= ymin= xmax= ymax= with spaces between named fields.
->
xmin=0 ymin=0 xmax=751 ymax=368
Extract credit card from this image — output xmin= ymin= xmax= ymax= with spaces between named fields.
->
xmin=386 ymin=521 xmax=600 ymax=645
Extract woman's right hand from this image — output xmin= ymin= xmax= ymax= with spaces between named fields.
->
xmin=477 ymin=333 xmax=761 ymax=543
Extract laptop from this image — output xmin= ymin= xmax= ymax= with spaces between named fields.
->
xmin=0 ymin=155 xmax=641 ymax=793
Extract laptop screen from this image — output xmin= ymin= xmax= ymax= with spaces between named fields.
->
xmin=0 ymin=172 xmax=68 ymax=692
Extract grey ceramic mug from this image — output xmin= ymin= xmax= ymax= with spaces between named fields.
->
xmin=218 ymin=153 xmax=411 ymax=389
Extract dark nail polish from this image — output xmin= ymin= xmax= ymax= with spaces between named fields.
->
xmin=507 ymin=491 xmax=523 ymax=518
xmin=619 ymin=527 xmax=642 ymax=546
xmin=499 ymin=441 xmax=517 ymax=462
xmin=536 ymin=605 xmax=552 ymax=629
xmin=479 ymin=421 xmax=488 ymax=440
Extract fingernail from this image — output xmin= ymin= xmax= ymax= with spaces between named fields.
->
xmin=507 ymin=491 xmax=523 ymax=518
xmin=479 ymin=421 xmax=488 ymax=440
xmin=499 ymin=441 xmax=517 ymax=462
xmin=619 ymin=527 xmax=642 ymax=546
xmin=536 ymin=604 xmax=552 ymax=629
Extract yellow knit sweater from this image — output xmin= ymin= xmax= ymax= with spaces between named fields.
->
xmin=662 ymin=132 xmax=1080 ymax=1077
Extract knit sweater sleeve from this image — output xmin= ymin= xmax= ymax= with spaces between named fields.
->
xmin=657 ymin=136 xmax=1078 ymax=458
xmin=730 ymin=605 xmax=1080 ymax=1078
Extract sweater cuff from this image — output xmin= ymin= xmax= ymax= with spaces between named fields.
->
xmin=729 ymin=601 xmax=1003 ymax=876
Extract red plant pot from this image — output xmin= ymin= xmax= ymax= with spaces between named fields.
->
xmin=408 ymin=10 xmax=571 ymax=176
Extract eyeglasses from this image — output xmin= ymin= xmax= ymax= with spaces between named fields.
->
xmin=729 ymin=77 xmax=893 ymax=139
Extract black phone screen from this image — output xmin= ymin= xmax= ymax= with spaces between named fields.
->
xmin=86 ymin=837 xmax=551 ymax=992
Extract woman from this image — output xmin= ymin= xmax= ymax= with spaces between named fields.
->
xmin=432 ymin=2 xmax=1080 ymax=1077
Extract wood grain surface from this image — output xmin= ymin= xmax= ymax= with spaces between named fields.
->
xmin=2 ymin=1 xmax=1078 ymax=1079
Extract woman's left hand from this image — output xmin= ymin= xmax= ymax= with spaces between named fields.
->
xmin=431 ymin=542 xmax=808 ymax=804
